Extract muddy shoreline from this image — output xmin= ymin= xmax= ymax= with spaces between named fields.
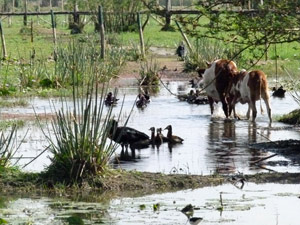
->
xmin=1 ymin=170 xmax=300 ymax=198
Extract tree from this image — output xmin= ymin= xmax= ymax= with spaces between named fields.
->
xmin=179 ymin=0 xmax=300 ymax=65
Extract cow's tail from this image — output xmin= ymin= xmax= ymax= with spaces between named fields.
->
xmin=259 ymin=76 xmax=264 ymax=114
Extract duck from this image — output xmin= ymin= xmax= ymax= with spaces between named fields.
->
xmin=136 ymin=93 xmax=148 ymax=108
xmin=164 ymin=125 xmax=184 ymax=144
xmin=155 ymin=128 xmax=164 ymax=145
xmin=108 ymin=120 xmax=150 ymax=151
xmin=104 ymin=92 xmax=119 ymax=106
xmin=272 ymin=86 xmax=286 ymax=98
xmin=149 ymin=127 xmax=156 ymax=145
xmin=156 ymin=128 xmax=169 ymax=143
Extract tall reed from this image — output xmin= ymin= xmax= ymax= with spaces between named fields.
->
xmin=40 ymin=66 xmax=122 ymax=184
xmin=0 ymin=125 xmax=19 ymax=169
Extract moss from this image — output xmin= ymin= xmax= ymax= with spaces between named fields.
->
xmin=278 ymin=109 xmax=300 ymax=124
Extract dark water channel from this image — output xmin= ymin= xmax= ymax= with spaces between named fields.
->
xmin=1 ymin=80 xmax=300 ymax=224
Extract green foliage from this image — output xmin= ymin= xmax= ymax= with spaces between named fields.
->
xmin=278 ymin=109 xmax=300 ymax=125
xmin=139 ymin=58 xmax=160 ymax=86
xmin=0 ymin=120 xmax=25 ymax=130
xmin=184 ymin=37 xmax=240 ymax=72
xmin=180 ymin=1 xmax=300 ymax=65
xmin=139 ymin=204 xmax=146 ymax=210
xmin=54 ymin=38 xmax=126 ymax=87
xmin=40 ymin=76 xmax=121 ymax=183
xmin=153 ymin=203 xmax=160 ymax=211
xmin=0 ymin=125 xmax=18 ymax=169
xmin=0 ymin=218 xmax=8 ymax=224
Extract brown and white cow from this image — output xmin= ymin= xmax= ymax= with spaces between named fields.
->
xmin=230 ymin=70 xmax=272 ymax=123
xmin=198 ymin=59 xmax=238 ymax=118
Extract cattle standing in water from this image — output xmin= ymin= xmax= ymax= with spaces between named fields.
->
xmin=230 ymin=70 xmax=272 ymax=123
xmin=197 ymin=59 xmax=238 ymax=118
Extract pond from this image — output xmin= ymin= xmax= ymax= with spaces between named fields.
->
xmin=0 ymin=79 xmax=300 ymax=224
xmin=1 ymin=183 xmax=300 ymax=224
xmin=1 ymin=80 xmax=299 ymax=175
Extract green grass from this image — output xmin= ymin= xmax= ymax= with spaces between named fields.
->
xmin=278 ymin=109 xmax=300 ymax=125
xmin=0 ymin=120 xmax=25 ymax=129
xmin=0 ymin=14 xmax=299 ymax=97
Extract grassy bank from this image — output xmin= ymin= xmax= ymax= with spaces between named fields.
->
xmin=1 ymin=167 xmax=300 ymax=197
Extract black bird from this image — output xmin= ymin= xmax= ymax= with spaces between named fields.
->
xmin=164 ymin=125 xmax=184 ymax=144
xmin=188 ymin=217 xmax=203 ymax=225
xmin=105 ymin=92 xmax=118 ymax=106
xmin=108 ymin=120 xmax=150 ymax=153
xmin=136 ymin=94 xmax=148 ymax=108
xmin=181 ymin=204 xmax=194 ymax=217
xmin=272 ymin=86 xmax=286 ymax=98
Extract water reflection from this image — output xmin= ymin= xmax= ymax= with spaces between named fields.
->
xmin=206 ymin=119 xmax=272 ymax=174
xmin=1 ymin=82 xmax=300 ymax=174
xmin=2 ymin=183 xmax=299 ymax=224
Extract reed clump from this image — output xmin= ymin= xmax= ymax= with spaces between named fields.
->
xmin=139 ymin=58 xmax=160 ymax=86
xmin=39 ymin=64 xmax=123 ymax=184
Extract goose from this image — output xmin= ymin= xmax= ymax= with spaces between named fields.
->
xmin=164 ymin=125 xmax=184 ymax=144
xmin=108 ymin=120 xmax=150 ymax=151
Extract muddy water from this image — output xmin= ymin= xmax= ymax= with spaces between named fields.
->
xmin=1 ymin=81 xmax=300 ymax=174
xmin=1 ymin=183 xmax=300 ymax=224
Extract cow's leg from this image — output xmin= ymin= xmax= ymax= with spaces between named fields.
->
xmin=263 ymin=96 xmax=272 ymax=123
xmin=230 ymin=95 xmax=240 ymax=120
xmin=208 ymin=96 xmax=214 ymax=115
xmin=250 ymin=100 xmax=257 ymax=122
xmin=246 ymin=104 xmax=251 ymax=120
xmin=220 ymin=97 xmax=229 ymax=118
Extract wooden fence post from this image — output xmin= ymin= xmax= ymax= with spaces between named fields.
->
xmin=0 ymin=20 xmax=7 ymax=59
xmin=98 ymin=5 xmax=105 ymax=59
xmin=30 ymin=19 xmax=34 ymax=43
xmin=137 ymin=12 xmax=145 ymax=59
xmin=175 ymin=20 xmax=192 ymax=52
xmin=164 ymin=0 xmax=172 ymax=29
xmin=50 ymin=10 xmax=57 ymax=59
xmin=24 ymin=0 xmax=28 ymax=26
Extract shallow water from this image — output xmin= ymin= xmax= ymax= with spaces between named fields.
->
xmin=1 ymin=80 xmax=300 ymax=174
xmin=1 ymin=183 xmax=300 ymax=224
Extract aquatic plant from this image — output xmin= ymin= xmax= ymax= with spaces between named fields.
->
xmin=54 ymin=38 xmax=127 ymax=87
xmin=39 ymin=72 xmax=122 ymax=183
xmin=138 ymin=58 xmax=160 ymax=86
xmin=0 ymin=125 xmax=19 ymax=169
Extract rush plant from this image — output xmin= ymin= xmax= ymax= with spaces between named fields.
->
xmin=0 ymin=125 xmax=19 ymax=169
xmin=40 ymin=74 xmax=122 ymax=183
